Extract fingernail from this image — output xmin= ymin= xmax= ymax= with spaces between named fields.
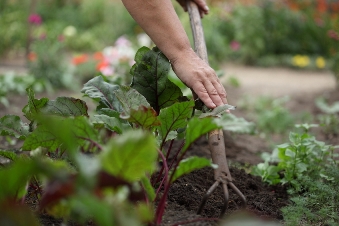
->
xmin=205 ymin=6 xmax=209 ymax=11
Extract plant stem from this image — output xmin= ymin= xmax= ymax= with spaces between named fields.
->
xmin=154 ymin=148 xmax=169 ymax=225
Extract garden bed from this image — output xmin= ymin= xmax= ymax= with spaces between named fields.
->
xmin=1 ymin=68 xmax=338 ymax=225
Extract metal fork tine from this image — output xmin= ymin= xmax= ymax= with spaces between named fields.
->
xmin=197 ymin=180 xmax=220 ymax=214
xmin=228 ymin=182 xmax=247 ymax=207
xmin=220 ymin=182 xmax=229 ymax=217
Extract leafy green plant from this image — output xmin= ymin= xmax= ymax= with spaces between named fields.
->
xmin=252 ymin=124 xmax=338 ymax=188
xmin=29 ymin=33 xmax=73 ymax=89
xmin=0 ymin=47 xmax=253 ymax=225
xmin=238 ymin=96 xmax=295 ymax=137
xmin=316 ymin=97 xmax=339 ymax=135
xmin=281 ymin=165 xmax=339 ymax=226
xmin=0 ymin=72 xmax=51 ymax=107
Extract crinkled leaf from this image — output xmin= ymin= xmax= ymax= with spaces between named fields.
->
xmin=23 ymin=116 xmax=98 ymax=152
xmin=40 ymin=97 xmax=89 ymax=117
xmin=93 ymin=115 xmax=131 ymax=134
xmin=171 ymin=156 xmax=217 ymax=182
xmin=157 ymin=101 xmax=194 ymax=144
xmin=183 ymin=117 xmax=220 ymax=151
xmin=96 ymin=108 xmax=121 ymax=118
xmin=81 ymin=76 xmax=122 ymax=112
xmin=131 ymin=47 xmax=183 ymax=112
xmin=22 ymin=125 xmax=61 ymax=151
xmin=121 ymin=106 xmax=160 ymax=129
xmin=0 ymin=115 xmax=29 ymax=139
xmin=22 ymin=87 xmax=48 ymax=121
xmin=0 ymin=150 xmax=18 ymax=161
xmin=214 ymin=114 xmax=255 ymax=134
xmin=115 ymin=85 xmax=150 ymax=111
xmin=100 ymin=130 xmax=157 ymax=182
xmin=199 ymin=104 xmax=236 ymax=118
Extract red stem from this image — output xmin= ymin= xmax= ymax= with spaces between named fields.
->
xmin=153 ymin=140 xmax=174 ymax=187
xmin=155 ymin=148 xmax=169 ymax=225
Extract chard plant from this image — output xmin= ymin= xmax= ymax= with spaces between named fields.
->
xmin=0 ymin=47 xmax=253 ymax=226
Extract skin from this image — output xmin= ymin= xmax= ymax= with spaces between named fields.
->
xmin=121 ymin=0 xmax=227 ymax=109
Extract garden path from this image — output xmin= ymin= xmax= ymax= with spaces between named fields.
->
xmin=220 ymin=63 xmax=336 ymax=100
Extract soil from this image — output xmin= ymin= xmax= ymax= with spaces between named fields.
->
xmin=0 ymin=63 xmax=338 ymax=226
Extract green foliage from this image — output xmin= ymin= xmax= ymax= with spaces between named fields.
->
xmin=0 ymin=46 xmax=253 ymax=225
xmin=316 ymin=97 xmax=339 ymax=135
xmin=252 ymin=124 xmax=338 ymax=188
xmin=0 ymin=73 xmax=49 ymax=107
xmin=29 ymin=33 xmax=72 ymax=89
xmin=282 ymin=165 xmax=339 ymax=226
xmin=239 ymin=96 xmax=294 ymax=136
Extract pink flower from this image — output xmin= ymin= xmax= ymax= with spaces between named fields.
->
xmin=28 ymin=14 xmax=42 ymax=25
xmin=230 ymin=40 xmax=240 ymax=51
xmin=115 ymin=36 xmax=131 ymax=47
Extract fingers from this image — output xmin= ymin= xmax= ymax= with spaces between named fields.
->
xmin=176 ymin=0 xmax=209 ymax=16
xmin=191 ymin=81 xmax=227 ymax=109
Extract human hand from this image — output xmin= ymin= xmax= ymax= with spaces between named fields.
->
xmin=176 ymin=0 xmax=209 ymax=18
xmin=170 ymin=48 xmax=227 ymax=109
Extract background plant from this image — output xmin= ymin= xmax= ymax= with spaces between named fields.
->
xmin=252 ymin=124 xmax=339 ymax=225
xmin=0 ymin=47 xmax=254 ymax=225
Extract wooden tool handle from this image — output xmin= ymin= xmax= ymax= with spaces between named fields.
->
xmin=186 ymin=0 xmax=209 ymax=64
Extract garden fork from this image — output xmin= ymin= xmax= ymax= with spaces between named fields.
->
xmin=186 ymin=0 xmax=247 ymax=217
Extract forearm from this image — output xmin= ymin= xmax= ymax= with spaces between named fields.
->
xmin=121 ymin=0 xmax=193 ymax=62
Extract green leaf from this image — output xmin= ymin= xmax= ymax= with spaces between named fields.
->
xmin=40 ymin=97 xmax=89 ymax=117
xmin=183 ymin=117 xmax=220 ymax=151
xmin=131 ymin=47 xmax=183 ymax=112
xmin=22 ymin=125 xmax=61 ymax=151
xmin=115 ymin=85 xmax=150 ymax=111
xmin=81 ymin=76 xmax=122 ymax=112
xmin=199 ymin=104 xmax=236 ymax=118
xmin=141 ymin=176 xmax=155 ymax=201
xmin=69 ymin=194 xmax=115 ymax=226
xmin=100 ymin=130 xmax=157 ymax=182
xmin=23 ymin=116 xmax=98 ymax=152
xmin=22 ymin=87 xmax=48 ymax=121
xmin=0 ymin=150 xmax=18 ymax=161
xmin=316 ymin=98 xmax=339 ymax=114
xmin=93 ymin=115 xmax=130 ymax=134
xmin=214 ymin=114 xmax=255 ymax=134
xmin=121 ymin=106 xmax=160 ymax=129
xmin=171 ymin=156 xmax=217 ymax=182
xmin=157 ymin=101 xmax=194 ymax=144
xmin=0 ymin=115 xmax=29 ymax=139
xmin=114 ymin=86 xmax=160 ymax=129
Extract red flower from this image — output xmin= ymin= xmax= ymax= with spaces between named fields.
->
xmin=28 ymin=52 xmax=37 ymax=62
xmin=96 ymin=61 xmax=110 ymax=71
xmin=72 ymin=54 xmax=89 ymax=65
xmin=28 ymin=14 xmax=42 ymax=25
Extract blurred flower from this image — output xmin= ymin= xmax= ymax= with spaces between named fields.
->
xmin=39 ymin=33 xmax=46 ymax=40
xmin=137 ymin=33 xmax=152 ymax=47
xmin=230 ymin=40 xmax=240 ymax=51
xmin=72 ymin=54 xmax=89 ymax=65
xmin=28 ymin=14 xmax=42 ymax=25
xmin=292 ymin=55 xmax=310 ymax=68
xmin=28 ymin=52 xmax=37 ymax=62
xmin=115 ymin=36 xmax=131 ymax=47
xmin=327 ymin=30 xmax=339 ymax=41
xmin=58 ymin=35 xmax=64 ymax=42
xmin=96 ymin=61 xmax=114 ymax=76
xmin=316 ymin=57 xmax=326 ymax=69
xmin=93 ymin=52 xmax=104 ymax=61
xmin=63 ymin=26 xmax=77 ymax=37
